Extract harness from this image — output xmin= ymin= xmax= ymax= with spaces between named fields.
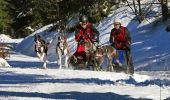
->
xmin=57 ymin=36 xmax=69 ymax=55
xmin=57 ymin=41 xmax=67 ymax=55
xmin=35 ymin=39 xmax=48 ymax=55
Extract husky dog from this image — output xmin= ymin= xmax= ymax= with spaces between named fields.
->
xmin=56 ymin=35 xmax=70 ymax=69
xmin=84 ymin=42 xmax=122 ymax=71
xmin=34 ymin=35 xmax=48 ymax=69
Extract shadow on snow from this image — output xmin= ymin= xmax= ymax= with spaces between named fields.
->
xmin=8 ymin=61 xmax=57 ymax=69
xmin=0 ymin=69 xmax=170 ymax=87
xmin=0 ymin=91 xmax=151 ymax=100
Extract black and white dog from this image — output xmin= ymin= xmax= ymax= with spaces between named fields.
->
xmin=56 ymin=35 xmax=70 ymax=69
xmin=34 ymin=35 xmax=48 ymax=69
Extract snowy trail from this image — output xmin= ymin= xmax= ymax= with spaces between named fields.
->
xmin=0 ymin=66 xmax=170 ymax=100
xmin=0 ymin=51 xmax=169 ymax=100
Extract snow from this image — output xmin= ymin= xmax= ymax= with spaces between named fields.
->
xmin=0 ymin=34 xmax=13 ymax=43
xmin=0 ymin=34 xmax=23 ymax=43
xmin=0 ymin=65 xmax=170 ymax=100
xmin=0 ymin=1 xmax=170 ymax=100
xmin=0 ymin=58 xmax=11 ymax=68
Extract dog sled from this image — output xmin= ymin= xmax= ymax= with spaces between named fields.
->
xmin=69 ymin=43 xmax=130 ymax=73
xmin=69 ymin=53 xmax=88 ymax=69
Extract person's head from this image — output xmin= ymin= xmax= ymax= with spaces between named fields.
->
xmin=79 ymin=15 xmax=88 ymax=29
xmin=114 ymin=18 xmax=121 ymax=29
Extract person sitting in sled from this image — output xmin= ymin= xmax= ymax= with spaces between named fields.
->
xmin=73 ymin=15 xmax=100 ymax=63
xmin=109 ymin=18 xmax=134 ymax=74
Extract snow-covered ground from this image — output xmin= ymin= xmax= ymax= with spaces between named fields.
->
xmin=1 ymin=2 xmax=170 ymax=100
xmin=1 ymin=57 xmax=170 ymax=100
xmin=0 ymin=52 xmax=170 ymax=100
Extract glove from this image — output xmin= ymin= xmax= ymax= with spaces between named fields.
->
xmin=87 ymin=33 xmax=90 ymax=37
xmin=125 ymin=43 xmax=131 ymax=51
xmin=118 ymin=41 xmax=123 ymax=45
xmin=110 ymin=42 xmax=116 ymax=47
xmin=92 ymin=39 xmax=98 ymax=43
xmin=93 ymin=42 xmax=98 ymax=47
xmin=78 ymin=36 xmax=84 ymax=43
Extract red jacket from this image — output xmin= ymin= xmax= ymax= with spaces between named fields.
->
xmin=74 ymin=22 xmax=99 ymax=58
xmin=110 ymin=26 xmax=130 ymax=50
xmin=75 ymin=22 xmax=94 ymax=43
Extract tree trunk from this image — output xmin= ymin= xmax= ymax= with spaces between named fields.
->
xmin=133 ymin=0 xmax=141 ymax=23
xmin=161 ymin=0 xmax=168 ymax=21
xmin=138 ymin=0 xmax=144 ymax=22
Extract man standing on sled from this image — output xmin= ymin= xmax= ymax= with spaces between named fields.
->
xmin=73 ymin=15 xmax=99 ymax=63
xmin=109 ymin=18 xmax=134 ymax=74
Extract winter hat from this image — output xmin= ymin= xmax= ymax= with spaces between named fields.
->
xmin=114 ymin=18 xmax=121 ymax=24
xmin=79 ymin=15 xmax=88 ymax=22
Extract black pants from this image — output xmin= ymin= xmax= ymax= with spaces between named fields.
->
xmin=125 ymin=50 xmax=134 ymax=74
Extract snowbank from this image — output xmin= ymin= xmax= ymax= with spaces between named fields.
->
xmin=0 ymin=58 xmax=11 ymax=68
xmin=0 ymin=34 xmax=13 ymax=43
xmin=0 ymin=34 xmax=23 ymax=44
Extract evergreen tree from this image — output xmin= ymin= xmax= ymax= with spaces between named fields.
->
xmin=7 ymin=0 xmax=34 ymax=37
xmin=6 ymin=0 xmax=120 ymax=37
xmin=0 ymin=0 xmax=12 ymax=34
